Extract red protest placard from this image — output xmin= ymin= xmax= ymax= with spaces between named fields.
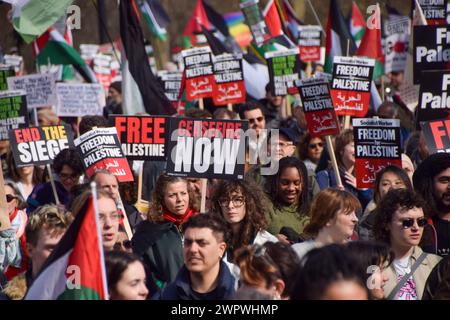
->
xmin=74 ymin=127 xmax=133 ymax=182
xmin=298 ymin=25 xmax=322 ymax=62
xmin=182 ymin=47 xmax=215 ymax=101
xmin=330 ymin=56 xmax=374 ymax=117
xmin=297 ymin=78 xmax=340 ymax=137
xmin=353 ymin=118 xmax=402 ymax=189
xmin=110 ymin=115 xmax=168 ymax=161
xmin=213 ymin=53 xmax=246 ymax=106
xmin=421 ymin=119 xmax=450 ymax=154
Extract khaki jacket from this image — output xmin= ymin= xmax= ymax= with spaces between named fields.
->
xmin=384 ymin=246 xmax=442 ymax=300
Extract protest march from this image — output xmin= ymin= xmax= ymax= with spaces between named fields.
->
xmin=1 ymin=0 xmax=450 ymax=309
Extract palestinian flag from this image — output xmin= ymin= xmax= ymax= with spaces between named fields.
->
xmin=182 ymin=0 xmax=212 ymax=48
xmin=356 ymin=3 xmax=384 ymax=80
xmin=120 ymin=0 xmax=176 ymax=115
xmin=9 ymin=0 xmax=74 ymax=43
xmin=138 ymin=0 xmax=170 ymax=41
xmin=32 ymin=26 xmax=97 ymax=83
xmin=348 ymin=1 xmax=365 ymax=48
xmin=25 ymin=196 xmax=108 ymax=300
xmin=324 ymin=0 xmax=356 ymax=73
xmin=279 ymin=0 xmax=304 ymax=40
xmin=263 ymin=0 xmax=283 ymax=37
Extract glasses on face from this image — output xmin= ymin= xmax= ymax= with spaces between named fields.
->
xmin=59 ymin=172 xmax=79 ymax=181
xmin=248 ymin=116 xmax=264 ymax=124
xmin=309 ymin=142 xmax=324 ymax=149
xmin=6 ymin=194 xmax=17 ymax=203
xmin=400 ymin=218 xmax=427 ymax=229
xmin=218 ymin=196 xmax=245 ymax=208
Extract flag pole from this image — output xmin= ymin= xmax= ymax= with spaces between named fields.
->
xmin=307 ymin=0 xmax=326 ymax=36
xmin=344 ymin=39 xmax=351 ymax=129
xmin=90 ymin=181 xmax=110 ymax=300
xmin=118 ymin=193 xmax=133 ymax=240
xmin=47 ymin=164 xmax=60 ymax=205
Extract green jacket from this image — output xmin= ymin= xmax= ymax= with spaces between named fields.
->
xmin=265 ymin=202 xmax=310 ymax=236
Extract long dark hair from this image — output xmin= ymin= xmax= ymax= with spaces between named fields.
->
xmin=373 ymin=165 xmax=413 ymax=205
xmin=265 ymin=157 xmax=310 ymax=216
xmin=105 ymin=251 xmax=144 ymax=297
xmin=211 ymin=178 xmax=270 ymax=254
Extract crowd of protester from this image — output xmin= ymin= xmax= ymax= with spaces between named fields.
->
xmin=0 ymin=65 xmax=449 ymax=301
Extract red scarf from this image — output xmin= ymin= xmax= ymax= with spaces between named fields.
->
xmin=162 ymin=207 xmax=196 ymax=227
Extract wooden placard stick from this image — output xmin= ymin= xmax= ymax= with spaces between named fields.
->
xmin=200 ymin=178 xmax=208 ymax=214
xmin=47 ymin=164 xmax=60 ymax=205
xmin=325 ymin=135 xmax=343 ymax=188
xmin=199 ymin=98 xmax=204 ymax=110
xmin=227 ymin=103 xmax=233 ymax=112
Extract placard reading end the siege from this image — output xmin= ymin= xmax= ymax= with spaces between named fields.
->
xmin=166 ymin=118 xmax=248 ymax=180
xmin=9 ymin=125 xmax=74 ymax=167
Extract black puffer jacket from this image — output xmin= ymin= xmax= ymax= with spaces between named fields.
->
xmin=132 ymin=220 xmax=184 ymax=290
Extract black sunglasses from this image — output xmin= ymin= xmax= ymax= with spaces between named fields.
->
xmin=401 ymin=218 xmax=427 ymax=229
xmin=6 ymin=194 xmax=17 ymax=203
xmin=309 ymin=142 xmax=324 ymax=149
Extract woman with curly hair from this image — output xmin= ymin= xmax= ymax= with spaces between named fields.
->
xmin=210 ymin=179 xmax=277 ymax=277
xmin=265 ymin=157 xmax=311 ymax=243
xmin=132 ymin=174 xmax=199 ymax=291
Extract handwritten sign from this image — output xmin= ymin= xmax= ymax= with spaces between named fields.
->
xmin=9 ymin=125 xmax=74 ymax=167
xmin=182 ymin=47 xmax=215 ymax=101
xmin=0 ymin=90 xmax=29 ymax=141
xmin=74 ymin=127 xmax=133 ymax=182
xmin=298 ymin=25 xmax=322 ymax=62
xmin=330 ymin=56 xmax=374 ymax=117
xmin=353 ymin=118 xmax=402 ymax=189
xmin=7 ymin=73 xmax=56 ymax=109
xmin=110 ymin=115 xmax=168 ymax=161
xmin=56 ymin=83 xmax=105 ymax=117
xmin=265 ymin=48 xmax=301 ymax=96
xmin=213 ymin=53 xmax=246 ymax=106
xmin=296 ymin=78 xmax=340 ymax=137
xmin=166 ymin=118 xmax=248 ymax=180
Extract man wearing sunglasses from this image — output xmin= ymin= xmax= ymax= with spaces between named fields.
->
xmin=413 ymin=153 xmax=450 ymax=258
xmin=373 ymin=189 xmax=441 ymax=300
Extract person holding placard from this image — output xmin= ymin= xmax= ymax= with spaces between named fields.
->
xmin=265 ymin=157 xmax=311 ymax=244
xmin=132 ymin=175 xmax=199 ymax=291
xmin=210 ymin=179 xmax=278 ymax=280
xmin=316 ymin=129 xmax=372 ymax=210
xmin=373 ymin=189 xmax=441 ymax=300
xmin=27 ymin=149 xmax=84 ymax=213
xmin=6 ymin=153 xmax=43 ymax=200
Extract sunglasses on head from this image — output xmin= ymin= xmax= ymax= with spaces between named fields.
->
xmin=6 ymin=194 xmax=17 ymax=203
xmin=401 ymin=218 xmax=427 ymax=229
xmin=309 ymin=142 xmax=323 ymax=149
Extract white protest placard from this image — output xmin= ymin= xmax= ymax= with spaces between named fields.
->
xmin=7 ymin=73 xmax=56 ymax=108
xmin=56 ymin=83 xmax=105 ymax=117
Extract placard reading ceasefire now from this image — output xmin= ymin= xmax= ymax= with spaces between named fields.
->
xmin=353 ymin=118 xmax=401 ymax=189
xmin=9 ymin=125 xmax=74 ymax=167
xmin=110 ymin=115 xmax=168 ymax=161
